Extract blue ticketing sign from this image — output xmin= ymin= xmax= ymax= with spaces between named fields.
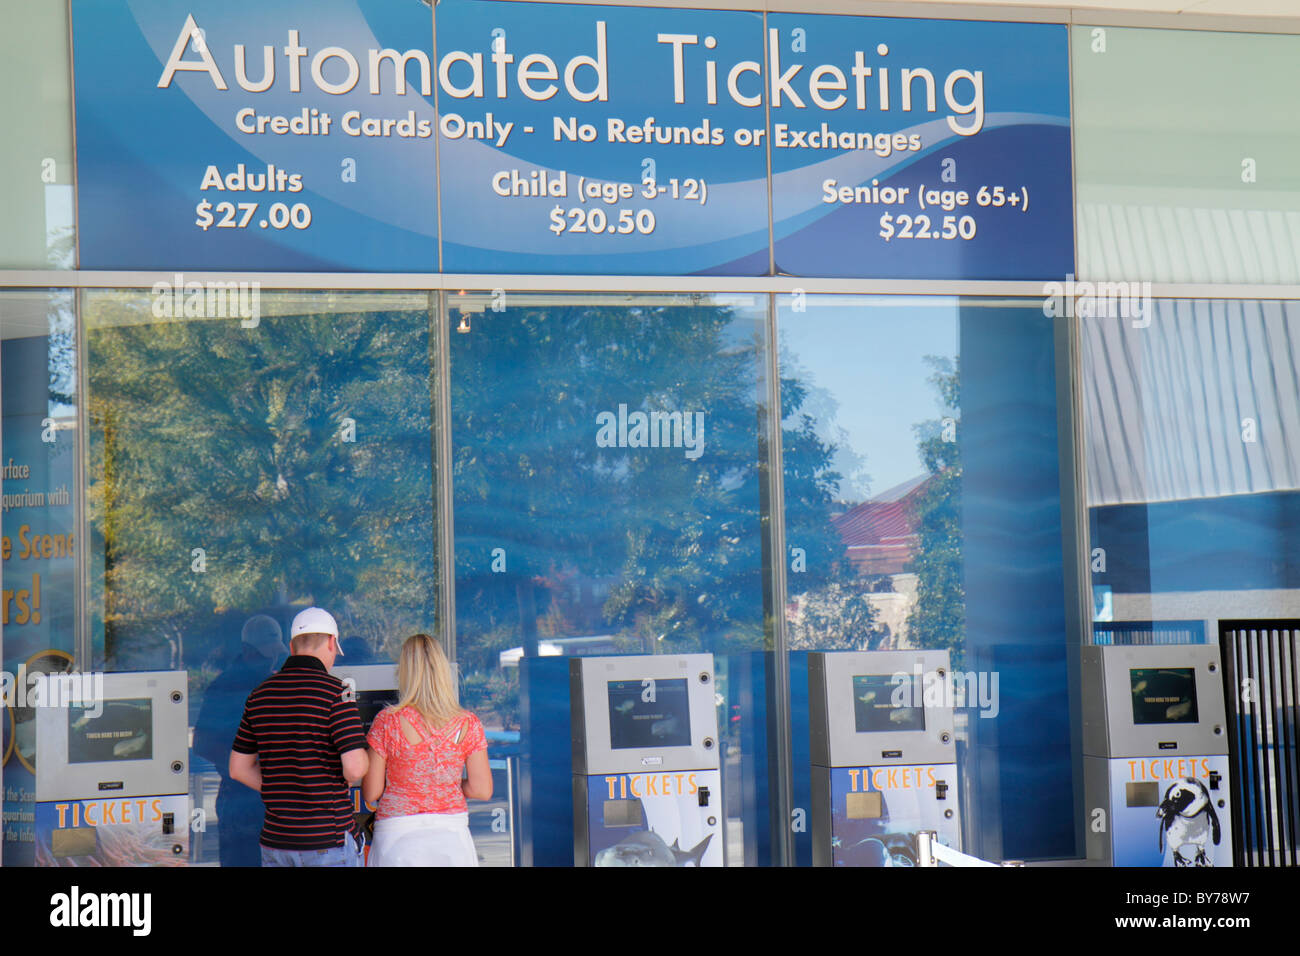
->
xmin=435 ymin=0 xmax=769 ymax=276
xmin=68 ymin=1 xmax=1074 ymax=278
xmin=768 ymin=14 xmax=1073 ymax=279
xmin=72 ymin=0 xmax=439 ymax=271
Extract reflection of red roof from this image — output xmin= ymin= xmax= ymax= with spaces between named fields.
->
xmin=832 ymin=475 xmax=929 ymax=575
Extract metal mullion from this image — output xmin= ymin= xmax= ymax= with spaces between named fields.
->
xmin=433 ymin=290 xmax=457 ymax=662
xmin=440 ymin=0 xmax=1300 ymax=35
xmin=1284 ymin=627 xmax=1300 ymax=865
xmin=9 ymin=272 xmax=1300 ymax=302
xmin=74 ymin=287 xmax=91 ymax=668
xmin=1273 ymin=626 xmax=1293 ymax=865
xmin=1237 ymin=629 xmax=1258 ymax=865
xmin=1220 ymin=627 xmax=1243 ymax=864
xmin=1250 ymin=628 xmax=1276 ymax=865
xmin=1243 ymin=630 xmax=1261 ymax=866
xmin=1288 ymin=626 xmax=1298 ymax=867
xmin=762 ymin=288 xmax=794 ymax=867
xmin=1070 ymin=8 xmax=1300 ymax=35
xmin=1267 ymin=626 xmax=1288 ymax=865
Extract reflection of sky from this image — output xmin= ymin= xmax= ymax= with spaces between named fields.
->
xmin=779 ymin=300 xmax=958 ymax=500
xmin=712 ymin=297 xmax=765 ymax=352
xmin=44 ymin=185 xmax=75 ymax=268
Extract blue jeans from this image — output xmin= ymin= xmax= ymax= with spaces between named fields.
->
xmin=261 ymin=833 xmax=365 ymax=867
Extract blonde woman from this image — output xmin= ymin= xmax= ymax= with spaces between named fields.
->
xmin=363 ymin=633 xmax=492 ymax=866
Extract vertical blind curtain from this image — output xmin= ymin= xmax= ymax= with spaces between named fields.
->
xmin=1083 ymin=299 xmax=1300 ymax=507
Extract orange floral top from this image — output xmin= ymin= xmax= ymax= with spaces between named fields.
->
xmin=367 ymin=706 xmax=486 ymax=819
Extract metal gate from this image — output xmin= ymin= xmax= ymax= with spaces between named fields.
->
xmin=1218 ymin=620 xmax=1299 ymax=867
xmin=1093 ymin=620 xmax=1206 ymax=645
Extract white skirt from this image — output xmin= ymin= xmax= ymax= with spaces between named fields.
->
xmin=368 ymin=812 xmax=479 ymax=867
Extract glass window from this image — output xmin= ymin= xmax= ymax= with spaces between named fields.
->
xmin=0 ymin=4 xmax=76 ymax=268
xmin=1081 ymin=299 xmax=1300 ymax=867
xmin=1073 ymin=26 xmax=1300 ymax=284
xmin=778 ymin=295 xmax=1080 ymax=863
xmin=447 ymin=292 xmax=772 ymax=866
xmin=82 ymin=288 xmax=440 ymax=866
xmin=1 ymin=289 xmax=79 ymax=865
xmin=1082 ymin=299 xmax=1300 ymax=614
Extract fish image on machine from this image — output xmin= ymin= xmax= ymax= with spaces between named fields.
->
xmin=67 ymin=699 xmax=153 ymax=764
xmin=112 ymin=733 xmax=150 ymax=758
xmin=853 ymin=674 xmax=925 ymax=733
xmin=606 ymin=677 xmax=692 ymax=749
xmin=35 ymin=672 xmax=190 ymax=867
xmin=571 ymin=655 xmax=724 ymax=866
xmin=1165 ymin=699 xmax=1193 ymax=721
xmin=594 ymin=827 xmax=714 ymax=867
xmin=650 ymin=716 xmax=681 ymax=739
xmin=1157 ymin=778 xmax=1221 ymax=867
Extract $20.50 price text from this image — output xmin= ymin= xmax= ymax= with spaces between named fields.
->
xmin=549 ymin=206 xmax=656 ymax=237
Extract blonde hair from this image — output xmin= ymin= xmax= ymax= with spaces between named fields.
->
xmin=395 ymin=633 xmax=462 ymax=729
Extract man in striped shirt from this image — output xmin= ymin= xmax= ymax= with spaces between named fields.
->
xmin=230 ymin=606 xmax=370 ymax=866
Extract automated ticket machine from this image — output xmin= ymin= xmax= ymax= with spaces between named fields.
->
xmin=809 ymin=650 xmax=959 ymax=866
xmin=34 ymin=670 xmax=189 ymax=866
xmin=332 ymin=662 xmax=399 ymax=829
xmin=1082 ymin=645 xmax=1232 ymax=867
xmin=570 ymin=654 xmax=724 ymax=867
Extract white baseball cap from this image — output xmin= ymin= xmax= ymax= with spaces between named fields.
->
xmin=290 ymin=607 xmax=340 ymax=649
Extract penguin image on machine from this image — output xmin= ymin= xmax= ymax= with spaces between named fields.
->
xmin=1156 ymin=778 xmax=1221 ymax=867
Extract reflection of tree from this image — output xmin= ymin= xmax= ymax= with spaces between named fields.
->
xmin=786 ymin=580 xmax=885 ymax=651
xmin=779 ymin=354 xmax=884 ymax=652
xmin=451 ymin=299 xmax=873 ymax=695
xmin=86 ymin=301 xmax=437 ymax=674
xmin=780 ymin=378 xmax=856 ymax=583
xmin=779 ymin=348 xmax=871 ymax=502
xmin=905 ymin=357 xmax=964 ymax=667
xmin=452 ymin=300 xmax=772 ymax=676
xmin=47 ymin=291 xmax=77 ymax=413
xmin=47 ymin=224 xmax=75 ymax=271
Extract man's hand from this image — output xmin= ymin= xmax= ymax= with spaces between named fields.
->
xmin=341 ymin=747 xmax=369 ymax=786
xmin=229 ymin=751 xmax=262 ymax=792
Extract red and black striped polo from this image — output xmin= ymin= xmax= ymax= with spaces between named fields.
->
xmin=232 ymin=655 xmax=367 ymax=851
